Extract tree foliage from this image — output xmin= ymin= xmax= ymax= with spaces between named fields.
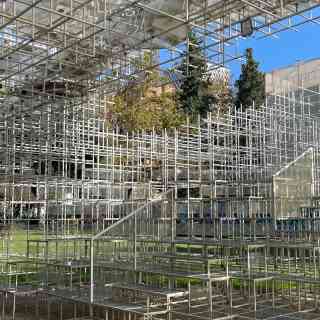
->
xmin=177 ymin=32 xmax=215 ymax=117
xmin=106 ymin=52 xmax=185 ymax=132
xmin=235 ymin=48 xmax=265 ymax=109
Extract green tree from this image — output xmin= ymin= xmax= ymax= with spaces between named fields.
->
xmin=105 ymin=52 xmax=185 ymax=132
xmin=177 ymin=32 xmax=215 ymax=117
xmin=235 ymin=48 xmax=265 ymax=109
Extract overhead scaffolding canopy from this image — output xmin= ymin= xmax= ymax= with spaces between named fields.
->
xmin=0 ymin=0 xmax=319 ymax=100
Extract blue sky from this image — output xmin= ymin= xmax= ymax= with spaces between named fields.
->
xmin=159 ymin=8 xmax=320 ymax=85
xmin=229 ymin=17 xmax=320 ymax=83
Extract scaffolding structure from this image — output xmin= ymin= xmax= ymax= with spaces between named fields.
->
xmin=0 ymin=87 xmax=319 ymax=319
xmin=1 ymin=0 xmax=320 ymax=99
xmin=1 ymin=0 xmax=320 ymax=319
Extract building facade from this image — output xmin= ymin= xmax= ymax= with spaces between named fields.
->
xmin=265 ymin=58 xmax=320 ymax=115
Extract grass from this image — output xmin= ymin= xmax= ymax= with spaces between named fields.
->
xmin=1 ymin=226 xmax=42 ymax=256
xmin=0 ymin=227 xmax=315 ymax=294
xmin=1 ymin=225 xmax=91 ymax=259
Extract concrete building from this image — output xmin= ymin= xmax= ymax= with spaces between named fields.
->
xmin=265 ymin=58 xmax=320 ymax=115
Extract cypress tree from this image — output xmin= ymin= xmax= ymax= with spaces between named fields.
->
xmin=178 ymin=32 xmax=215 ymax=117
xmin=235 ymin=48 xmax=265 ymax=109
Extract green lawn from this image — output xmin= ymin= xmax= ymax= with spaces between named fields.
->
xmin=0 ymin=226 xmax=42 ymax=257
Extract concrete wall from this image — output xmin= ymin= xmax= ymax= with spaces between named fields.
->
xmin=265 ymin=58 xmax=320 ymax=94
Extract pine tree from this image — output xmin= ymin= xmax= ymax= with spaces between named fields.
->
xmin=178 ymin=32 xmax=215 ymax=117
xmin=235 ymin=48 xmax=265 ymax=109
